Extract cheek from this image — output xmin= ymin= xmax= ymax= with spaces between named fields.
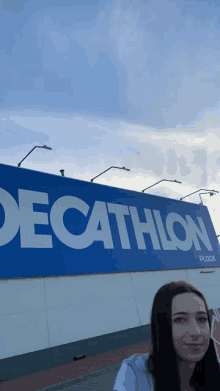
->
xmin=172 ymin=324 xmax=210 ymax=339
xmin=204 ymin=327 xmax=211 ymax=341
xmin=172 ymin=325 xmax=185 ymax=338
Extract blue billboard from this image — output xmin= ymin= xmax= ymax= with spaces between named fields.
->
xmin=0 ymin=162 xmax=219 ymax=279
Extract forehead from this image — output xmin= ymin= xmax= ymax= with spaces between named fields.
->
xmin=172 ymin=293 xmax=206 ymax=313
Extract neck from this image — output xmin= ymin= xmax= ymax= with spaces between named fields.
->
xmin=178 ymin=360 xmax=196 ymax=389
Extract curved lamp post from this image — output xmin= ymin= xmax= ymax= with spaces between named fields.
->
xmin=141 ymin=179 xmax=182 ymax=193
xmin=198 ymin=192 xmax=219 ymax=241
xmin=199 ymin=191 xmax=217 ymax=205
xmin=91 ymin=166 xmax=130 ymax=183
xmin=17 ymin=145 xmax=52 ymax=167
xmin=180 ymin=188 xmax=218 ymax=201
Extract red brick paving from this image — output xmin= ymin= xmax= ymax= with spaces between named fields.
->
xmin=0 ymin=339 xmax=152 ymax=391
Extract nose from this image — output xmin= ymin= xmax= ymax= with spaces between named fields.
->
xmin=187 ymin=318 xmax=202 ymax=335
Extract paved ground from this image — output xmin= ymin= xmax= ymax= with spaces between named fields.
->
xmin=36 ymin=363 xmax=121 ymax=391
xmin=0 ymin=340 xmax=152 ymax=391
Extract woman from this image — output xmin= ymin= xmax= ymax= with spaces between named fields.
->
xmin=113 ymin=280 xmax=220 ymax=391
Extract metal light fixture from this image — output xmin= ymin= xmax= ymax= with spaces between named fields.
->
xmin=142 ymin=179 xmax=182 ymax=193
xmin=180 ymin=189 xmax=219 ymax=201
xmin=17 ymin=145 xmax=52 ymax=167
xmin=199 ymin=191 xmax=216 ymax=205
xmin=91 ymin=166 xmax=130 ymax=183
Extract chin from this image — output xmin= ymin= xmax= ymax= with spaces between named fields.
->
xmin=185 ymin=351 xmax=206 ymax=362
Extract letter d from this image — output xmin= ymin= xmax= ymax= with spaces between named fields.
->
xmin=0 ymin=188 xmax=20 ymax=246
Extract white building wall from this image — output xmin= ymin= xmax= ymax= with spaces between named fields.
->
xmin=0 ymin=267 xmax=219 ymax=360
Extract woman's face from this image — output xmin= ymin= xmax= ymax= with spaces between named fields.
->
xmin=171 ymin=292 xmax=210 ymax=363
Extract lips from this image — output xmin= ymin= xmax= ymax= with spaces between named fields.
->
xmin=185 ymin=344 xmax=202 ymax=347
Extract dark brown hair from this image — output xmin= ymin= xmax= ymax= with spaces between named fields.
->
xmin=146 ymin=280 xmax=220 ymax=391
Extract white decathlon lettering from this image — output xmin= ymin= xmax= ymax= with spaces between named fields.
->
xmin=0 ymin=187 xmax=215 ymax=253
xmin=129 ymin=206 xmax=161 ymax=250
xmin=50 ymin=198 xmax=114 ymax=249
xmin=152 ymin=210 xmax=177 ymax=250
xmin=85 ymin=201 xmax=114 ymax=249
xmin=0 ymin=188 xmax=20 ymax=246
xmin=50 ymin=196 xmax=90 ymax=249
xmin=185 ymin=215 xmax=213 ymax=251
xmin=107 ymin=203 xmax=131 ymax=249
xmin=166 ymin=212 xmax=192 ymax=251
xmin=19 ymin=189 xmax=52 ymax=248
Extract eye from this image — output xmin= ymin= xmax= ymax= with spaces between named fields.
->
xmin=174 ymin=317 xmax=186 ymax=322
xmin=174 ymin=317 xmax=208 ymax=323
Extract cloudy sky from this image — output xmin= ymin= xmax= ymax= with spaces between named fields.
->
xmin=1 ymin=0 xmax=220 ymax=242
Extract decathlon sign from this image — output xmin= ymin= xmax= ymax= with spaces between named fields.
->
xmin=0 ymin=163 xmax=219 ymax=278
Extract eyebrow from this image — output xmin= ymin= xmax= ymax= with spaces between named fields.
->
xmin=172 ymin=311 xmax=207 ymax=316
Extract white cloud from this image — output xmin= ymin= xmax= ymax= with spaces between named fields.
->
xmin=49 ymin=31 xmax=69 ymax=54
